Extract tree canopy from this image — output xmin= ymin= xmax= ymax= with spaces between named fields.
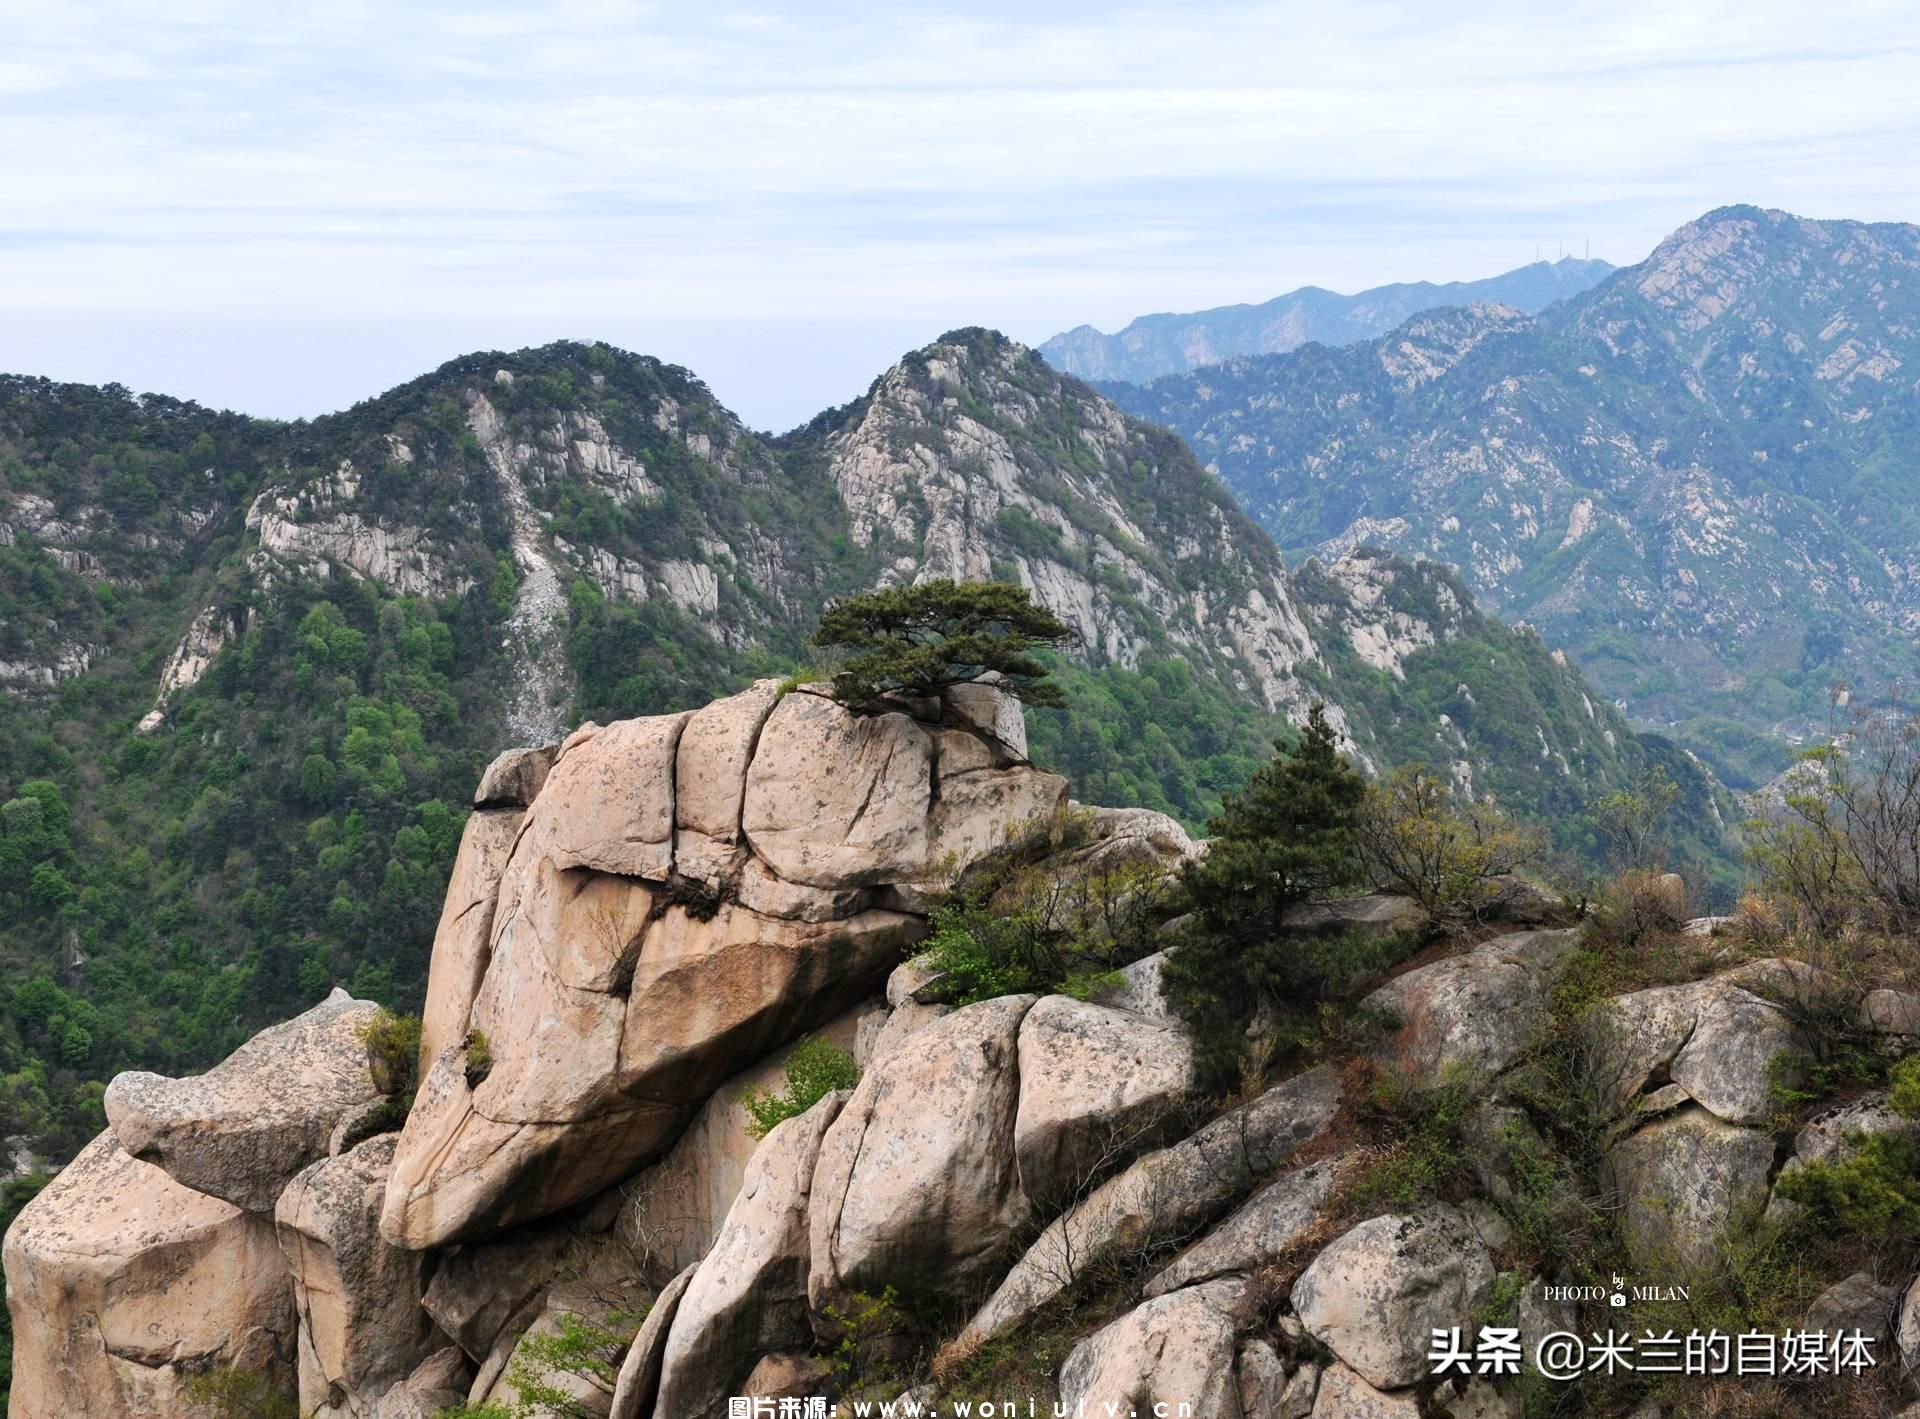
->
xmin=812 ymin=579 xmax=1076 ymax=713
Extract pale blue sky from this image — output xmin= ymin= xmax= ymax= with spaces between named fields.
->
xmin=3 ymin=0 xmax=1919 ymax=430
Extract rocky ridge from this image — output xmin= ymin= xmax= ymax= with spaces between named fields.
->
xmin=6 ymin=682 xmax=1906 ymax=1418
xmin=1106 ymin=206 xmax=1920 ymax=785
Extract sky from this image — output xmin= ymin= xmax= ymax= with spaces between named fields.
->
xmin=4 ymin=1 xmax=1920 ymax=432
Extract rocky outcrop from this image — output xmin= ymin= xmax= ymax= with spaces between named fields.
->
xmin=1058 ymin=1278 xmax=1250 ymax=1418
xmin=418 ymin=808 xmax=523 ymax=1074
xmin=1292 ymin=1206 xmax=1494 ymax=1391
xmin=1590 ymin=971 xmax=1802 ymax=1125
xmin=1312 ymin=1362 xmax=1422 ymax=1418
xmin=103 ymin=989 xmax=384 ymax=1212
xmin=384 ymin=682 xmax=1060 ymax=1249
xmin=1013 ymin=995 xmax=1196 ymax=1206
xmin=4 ymin=1133 xmax=296 ymax=1418
xmin=1361 ymin=929 xmax=1579 ymax=1085
xmin=1144 ymin=1157 xmax=1341 ymax=1298
xmin=653 ymin=1093 xmax=845 ymax=1419
xmin=609 ymin=1264 xmax=694 ymax=1419
xmin=275 ymin=1135 xmax=437 ymax=1417
xmin=947 ymin=1065 xmax=1343 ymax=1360
xmin=1603 ymin=1106 xmax=1774 ymax=1273
xmin=809 ymin=996 xmax=1035 ymax=1315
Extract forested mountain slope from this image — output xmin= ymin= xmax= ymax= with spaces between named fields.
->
xmin=1106 ymin=206 xmax=1920 ymax=787
xmin=0 ymin=330 xmax=1723 ymax=1162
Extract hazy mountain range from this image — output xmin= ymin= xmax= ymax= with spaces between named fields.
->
xmin=1038 ymin=256 xmax=1615 ymax=385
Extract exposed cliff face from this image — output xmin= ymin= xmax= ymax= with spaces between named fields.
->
xmin=1107 ymin=206 xmax=1920 ymax=787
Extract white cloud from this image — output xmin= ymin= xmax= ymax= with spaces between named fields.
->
xmin=1 ymin=0 xmax=1917 ymax=426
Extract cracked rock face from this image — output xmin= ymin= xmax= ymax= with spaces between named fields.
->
xmin=103 ymin=988 xmax=385 ymax=1213
xmin=1589 ymin=968 xmax=1802 ymax=1126
xmin=4 ymin=1132 xmax=296 ymax=1419
xmin=383 ymin=681 xmax=1061 ymax=1250
xmin=809 ymin=995 xmax=1038 ymax=1316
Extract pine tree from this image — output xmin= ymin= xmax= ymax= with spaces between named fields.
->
xmin=812 ymin=579 xmax=1075 ymax=713
xmin=1166 ymin=703 xmax=1367 ymax=1083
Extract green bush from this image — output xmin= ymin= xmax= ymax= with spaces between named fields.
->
xmin=1774 ymin=1055 xmax=1920 ymax=1241
xmin=183 ymin=1369 xmax=297 ymax=1419
xmin=742 ymin=1037 xmax=860 ymax=1140
xmin=358 ymin=1007 xmax=421 ymax=1097
xmin=1165 ymin=704 xmax=1368 ymax=1085
xmin=915 ymin=806 xmax=1173 ymax=1009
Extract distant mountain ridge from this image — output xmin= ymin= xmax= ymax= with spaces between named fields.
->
xmin=1105 ymin=205 xmax=1920 ymax=787
xmin=1038 ymin=256 xmax=1614 ymax=384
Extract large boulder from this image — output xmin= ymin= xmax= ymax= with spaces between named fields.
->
xmin=809 ymin=996 xmax=1036 ymax=1314
xmin=944 ymin=678 xmax=1029 ymax=759
xmin=421 ymin=1220 xmax=571 ymax=1363
xmin=1237 ymin=1339 xmax=1320 ymax=1419
xmin=1291 ymin=1206 xmax=1494 ymax=1391
xmin=1589 ymin=971 xmax=1802 ymax=1125
xmin=383 ymin=867 xmax=917 ymax=1248
xmin=608 ymin=1264 xmax=695 ymax=1419
xmin=1360 ymin=929 xmax=1579 ymax=1086
xmin=275 ymin=1134 xmax=437 ymax=1417
xmin=616 ymin=1005 xmax=867 ymax=1278
xmin=4 ymin=1132 xmax=296 ymax=1419
xmin=385 ymin=681 xmax=1089 ymax=1248
xmin=945 ymin=1065 xmax=1343 ymax=1363
xmin=1602 ymin=1107 xmax=1774 ymax=1273
xmin=1013 ymin=995 xmax=1196 ymax=1206
xmin=473 ymin=743 xmax=558 ymax=809
xmin=741 ymin=691 xmax=934 ymax=888
xmin=104 ymin=988 xmax=383 ymax=1212
xmin=524 ymin=713 xmax=688 ymax=878
xmin=1089 ymin=949 xmax=1179 ymax=1024
xmin=653 ymin=1092 xmax=846 ymax=1419
xmin=924 ymin=764 xmax=1070 ymax=870
xmin=1144 ymin=1158 xmax=1341 ymax=1298
xmin=1057 ymin=1278 xmax=1250 ymax=1419
xmin=419 ymin=807 xmax=523 ymax=1074
xmin=1806 ymin=1271 xmax=1897 ymax=1348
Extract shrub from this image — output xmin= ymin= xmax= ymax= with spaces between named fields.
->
xmin=463 ymin=1029 xmax=493 ymax=1087
xmin=1354 ymin=766 xmax=1544 ymax=919
xmin=183 ymin=1369 xmax=297 ymax=1419
xmin=1591 ymin=765 xmax=1679 ymax=872
xmin=812 ymin=579 xmax=1076 ymax=713
xmin=917 ymin=806 xmax=1174 ymax=1008
xmin=1773 ymin=1055 xmax=1920 ymax=1242
xmin=357 ymin=1007 xmax=421 ymax=1097
xmin=742 ymin=1037 xmax=860 ymax=1139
